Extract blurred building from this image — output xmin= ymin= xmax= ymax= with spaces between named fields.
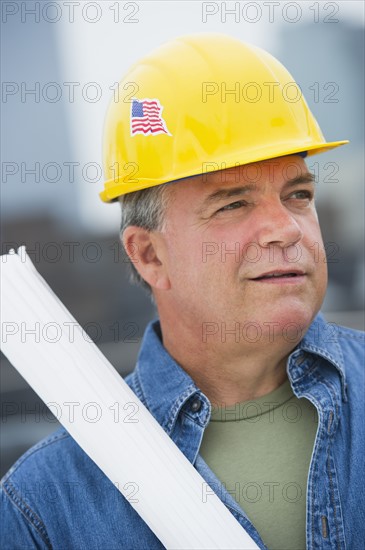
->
xmin=276 ymin=22 xmax=364 ymax=312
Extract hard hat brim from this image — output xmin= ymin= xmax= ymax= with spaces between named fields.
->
xmin=100 ymin=139 xmax=349 ymax=203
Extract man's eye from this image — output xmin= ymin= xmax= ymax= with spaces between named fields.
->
xmin=217 ymin=200 xmax=247 ymax=213
xmin=289 ymin=190 xmax=313 ymax=201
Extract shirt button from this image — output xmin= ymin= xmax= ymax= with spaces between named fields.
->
xmin=190 ymin=397 xmax=202 ymax=413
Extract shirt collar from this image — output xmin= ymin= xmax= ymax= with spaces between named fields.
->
xmin=134 ymin=312 xmax=348 ymax=432
xmin=134 ymin=320 xmax=206 ymax=434
xmin=291 ymin=312 xmax=347 ymax=400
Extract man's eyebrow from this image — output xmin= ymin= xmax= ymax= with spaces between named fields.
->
xmin=198 ymin=184 xmax=257 ymax=212
xmin=197 ymin=172 xmax=316 ymax=215
xmin=285 ymin=172 xmax=316 ymax=186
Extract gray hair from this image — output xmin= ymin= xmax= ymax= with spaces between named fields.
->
xmin=118 ymin=183 xmax=173 ymax=294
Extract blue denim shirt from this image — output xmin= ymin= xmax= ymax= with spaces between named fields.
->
xmin=1 ymin=313 xmax=364 ymax=549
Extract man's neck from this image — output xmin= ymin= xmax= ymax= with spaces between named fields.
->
xmin=159 ymin=317 xmax=298 ymax=407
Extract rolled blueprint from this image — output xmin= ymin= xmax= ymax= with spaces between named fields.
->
xmin=0 ymin=247 xmax=258 ymax=550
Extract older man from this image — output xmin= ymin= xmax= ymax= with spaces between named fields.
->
xmin=1 ymin=34 xmax=364 ymax=550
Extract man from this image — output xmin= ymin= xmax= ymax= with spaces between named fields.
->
xmin=1 ymin=34 xmax=364 ymax=549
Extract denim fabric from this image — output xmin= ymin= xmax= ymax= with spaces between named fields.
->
xmin=1 ymin=313 xmax=364 ymax=549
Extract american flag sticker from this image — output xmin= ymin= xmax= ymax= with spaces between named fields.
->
xmin=130 ymin=98 xmax=171 ymax=136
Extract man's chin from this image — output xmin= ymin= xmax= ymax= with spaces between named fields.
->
xmin=258 ymin=306 xmax=320 ymax=345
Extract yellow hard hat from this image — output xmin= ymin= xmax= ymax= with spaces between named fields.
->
xmin=100 ymin=33 xmax=348 ymax=202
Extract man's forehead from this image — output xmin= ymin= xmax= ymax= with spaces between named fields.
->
xmin=168 ymin=155 xmax=310 ymax=195
xmin=202 ymin=155 xmax=308 ymax=185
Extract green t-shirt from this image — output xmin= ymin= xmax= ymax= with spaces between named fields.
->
xmin=199 ymin=379 xmax=318 ymax=550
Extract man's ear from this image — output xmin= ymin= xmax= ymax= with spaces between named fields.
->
xmin=122 ymin=226 xmax=171 ymax=290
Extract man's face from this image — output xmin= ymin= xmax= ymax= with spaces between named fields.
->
xmin=157 ymin=155 xmax=328 ymax=340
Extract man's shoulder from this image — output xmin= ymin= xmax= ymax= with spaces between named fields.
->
xmin=1 ymin=424 xmax=113 ymax=505
xmin=314 ymin=314 xmax=364 ymax=355
xmin=1 ymin=427 xmax=84 ymax=489
xmin=333 ymin=322 xmax=365 ymax=359
xmin=334 ymin=324 xmax=365 ymax=389
xmin=1 ymin=426 xmax=162 ymax=549
xmin=321 ymin=321 xmax=364 ymax=397
xmin=304 ymin=315 xmax=364 ymax=394
xmin=1 ymin=427 xmax=85 ymax=548
xmin=333 ymin=322 xmax=365 ymax=341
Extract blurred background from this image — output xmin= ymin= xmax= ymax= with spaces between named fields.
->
xmin=1 ymin=1 xmax=364 ymax=476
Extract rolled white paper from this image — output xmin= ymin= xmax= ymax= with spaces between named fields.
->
xmin=0 ymin=247 xmax=259 ymax=550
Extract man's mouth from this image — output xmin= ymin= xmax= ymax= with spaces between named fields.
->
xmin=251 ymin=270 xmax=305 ymax=282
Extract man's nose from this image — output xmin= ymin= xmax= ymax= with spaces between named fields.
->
xmin=255 ymin=201 xmax=303 ymax=249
